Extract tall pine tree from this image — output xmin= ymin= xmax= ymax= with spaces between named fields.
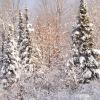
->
xmin=18 ymin=9 xmax=33 ymax=77
xmin=1 ymin=26 xmax=5 ymax=70
xmin=1 ymin=27 xmax=20 ymax=89
xmin=72 ymin=0 xmax=100 ymax=83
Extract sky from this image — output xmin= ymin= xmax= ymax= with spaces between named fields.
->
xmin=20 ymin=0 xmax=79 ymax=11
xmin=19 ymin=0 xmax=35 ymax=9
xmin=18 ymin=0 xmax=79 ymax=28
xmin=21 ymin=0 xmax=79 ymax=15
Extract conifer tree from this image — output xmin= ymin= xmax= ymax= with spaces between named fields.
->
xmin=72 ymin=0 xmax=100 ymax=83
xmin=18 ymin=9 xmax=33 ymax=77
xmin=1 ymin=27 xmax=20 ymax=89
xmin=1 ymin=28 xmax=5 ymax=69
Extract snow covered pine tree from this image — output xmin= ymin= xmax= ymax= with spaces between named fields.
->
xmin=1 ymin=27 xmax=20 ymax=89
xmin=71 ymin=0 xmax=100 ymax=83
xmin=1 ymin=26 xmax=5 ymax=70
xmin=18 ymin=9 xmax=33 ymax=77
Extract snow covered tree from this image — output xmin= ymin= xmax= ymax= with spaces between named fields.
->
xmin=18 ymin=9 xmax=33 ymax=77
xmin=1 ymin=27 xmax=5 ymax=69
xmin=71 ymin=0 xmax=100 ymax=83
xmin=1 ymin=27 xmax=20 ymax=89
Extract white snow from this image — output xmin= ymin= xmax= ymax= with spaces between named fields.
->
xmin=81 ymin=36 xmax=86 ymax=41
xmin=80 ymin=56 xmax=85 ymax=66
xmin=74 ymin=31 xmax=80 ymax=35
xmin=93 ymin=49 xmax=100 ymax=55
xmin=89 ymin=23 xmax=93 ymax=27
xmin=83 ymin=69 xmax=92 ymax=79
xmin=95 ymin=69 xmax=100 ymax=77
xmin=27 ymin=23 xmax=34 ymax=32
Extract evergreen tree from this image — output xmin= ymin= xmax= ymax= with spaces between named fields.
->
xmin=1 ymin=28 xmax=5 ymax=70
xmin=1 ymin=27 xmax=20 ymax=89
xmin=18 ymin=9 xmax=33 ymax=77
xmin=72 ymin=0 xmax=100 ymax=83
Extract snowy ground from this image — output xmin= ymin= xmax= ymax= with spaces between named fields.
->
xmin=0 ymin=72 xmax=100 ymax=100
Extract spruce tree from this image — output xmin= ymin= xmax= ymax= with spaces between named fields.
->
xmin=72 ymin=0 xmax=100 ymax=83
xmin=1 ymin=28 xmax=5 ymax=70
xmin=18 ymin=9 xmax=33 ymax=77
xmin=1 ymin=28 xmax=20 ymax=89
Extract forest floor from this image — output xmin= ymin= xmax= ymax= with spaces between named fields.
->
xmin=0 ymin=76 xmax=100 ymax=100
